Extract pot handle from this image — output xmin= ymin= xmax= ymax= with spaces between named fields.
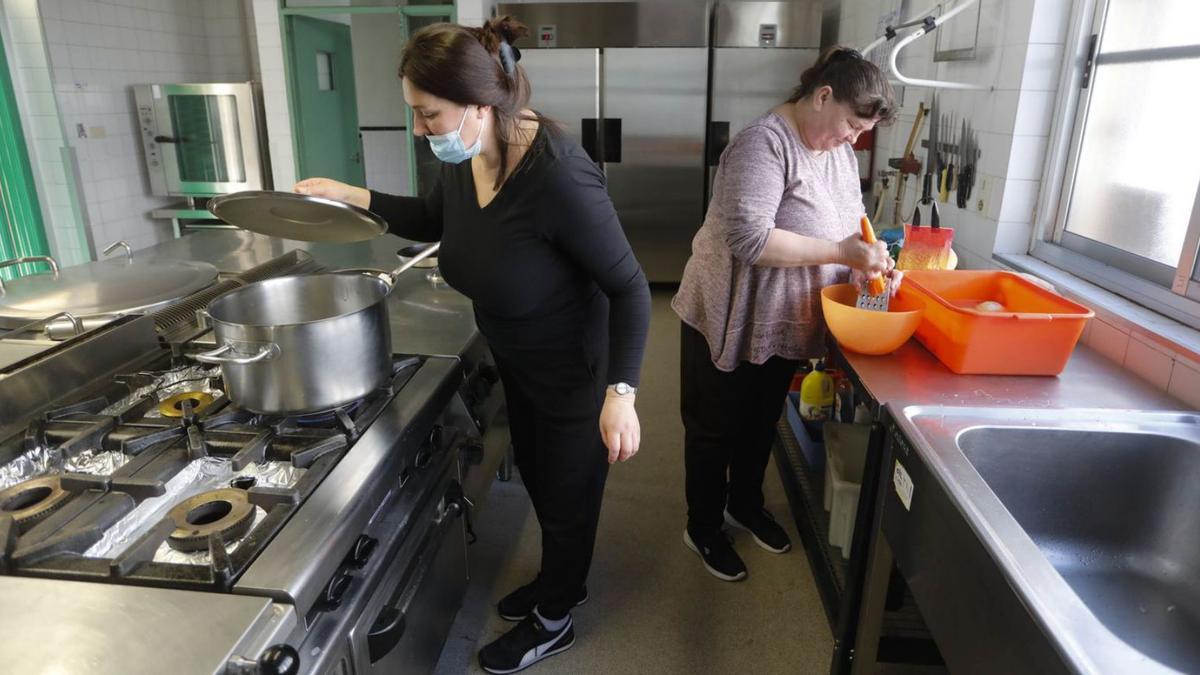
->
xmin=194 ymin=343 xmax=278 ymax=365
xmin=386 ymin=242 xmax=441 ymax=283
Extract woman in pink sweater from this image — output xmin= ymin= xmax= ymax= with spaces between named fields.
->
xmin=674 ymin=46 xmax=899 ymax=581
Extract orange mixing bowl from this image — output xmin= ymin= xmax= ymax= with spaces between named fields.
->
xmin=820 ymin=283 xmax=923 ymax=355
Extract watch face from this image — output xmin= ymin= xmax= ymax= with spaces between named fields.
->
xmin=615 ymin=383 xmax=633 ymax=395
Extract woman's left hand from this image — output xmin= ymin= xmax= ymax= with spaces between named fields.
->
xmin=600 ymin=392 xmax=641 ymax=463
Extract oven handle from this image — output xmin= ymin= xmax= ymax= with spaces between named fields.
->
xmin=367 ymin=480 xmax=466 ymax=664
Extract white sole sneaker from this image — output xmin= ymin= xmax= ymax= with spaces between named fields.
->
xmin=724 ymin=510 xmax=792 ymax=554
xmin=683 ymin=530 xmax=747 ymax=582
xmin=480 ymin=624 xmax=575 ymax=674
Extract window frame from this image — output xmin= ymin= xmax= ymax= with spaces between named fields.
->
xmin=1032 ymin=0 xmax=1200 ymax=329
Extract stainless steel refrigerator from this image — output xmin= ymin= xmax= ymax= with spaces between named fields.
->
xmin=500 ymin=1 xmax=821 ymax=283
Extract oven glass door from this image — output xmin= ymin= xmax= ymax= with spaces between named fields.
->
xmin=167 ymin=93 xmax=245 ymax=184
xmin=154 ymin=84 xmax=262 ymax=196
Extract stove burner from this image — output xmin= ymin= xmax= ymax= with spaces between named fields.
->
xmin=293 ymin=400 xmax=364 ymax=427
xmin=159 ymin=391 xmax=215 ymax=418
xmin=166 ymin=488 xmax=255 ymax=552
xmin=0 ymin=476 xmax=71 ymax=531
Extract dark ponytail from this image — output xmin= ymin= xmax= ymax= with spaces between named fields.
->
xmin=400 ymin=16 xmax=549 ymax=189
xmin=789 ymin=46 xmax=897 ymax=125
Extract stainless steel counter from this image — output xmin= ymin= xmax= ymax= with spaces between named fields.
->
xmin=840 ymin=340 xmax=1196 ymax=674
xmin=0 ymin=576 xmax=296 ymax=675
xmin=839 ymin=340 xmax=1185 ymax=411
xmin=139 ymin=231 xmax=479 ymax=359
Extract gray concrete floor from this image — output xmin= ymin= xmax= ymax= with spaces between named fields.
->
xmin=433 ymin=290 xmax=832 ymax=674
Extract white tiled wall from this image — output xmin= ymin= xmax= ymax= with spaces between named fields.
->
xmin=33 ymin=0 xmax=255 ymax=253
xmin=249 ymin=0 xmax=294 ymax=191
xmin=836 ymin=0 xmax=1073 ymax=268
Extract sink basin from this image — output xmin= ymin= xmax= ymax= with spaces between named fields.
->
xmin=894 ymin=406 xmax=1200 ymax=674
xmin=959 ymin=426 xmax=1200 ymax=672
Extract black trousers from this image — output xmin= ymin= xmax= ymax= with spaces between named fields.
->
xmin=680 ymin=321 xmax=798 ymax=537
xmin=491 ymin=338 xmax=610 ymax=619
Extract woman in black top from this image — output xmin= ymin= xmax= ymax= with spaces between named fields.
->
xmin=294 ymin=16 xmax=650 ymax=674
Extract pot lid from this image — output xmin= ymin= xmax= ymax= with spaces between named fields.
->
xmin=0 ymin=255 xmax=218 ymax=321
xmin=209 ymin=190 xmax=388 ymax=243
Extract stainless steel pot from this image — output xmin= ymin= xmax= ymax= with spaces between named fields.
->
xmin=195 ymin=243 xmax=439 ymax=414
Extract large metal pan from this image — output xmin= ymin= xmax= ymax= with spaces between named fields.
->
xmin=194 ymin=243 xmax=439 ymax=414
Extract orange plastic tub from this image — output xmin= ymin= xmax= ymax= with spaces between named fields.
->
xmin=895 ymin=270 xmax=1094 ymax=375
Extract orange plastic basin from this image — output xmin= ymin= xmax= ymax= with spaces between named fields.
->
xmin=821 ymin=284 xmax=923 ymax=356
xmin=896 ymin=270 xmax=1094 ymax=375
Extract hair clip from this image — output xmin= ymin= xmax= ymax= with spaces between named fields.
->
xmin=499 ymin=40 xmax=521 ymax=76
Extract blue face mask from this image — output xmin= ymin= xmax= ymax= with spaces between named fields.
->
xmin=426 ymin=106 xmax=484 ymax=164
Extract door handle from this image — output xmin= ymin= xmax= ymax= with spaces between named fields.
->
xmin=603 ymin=118 xmax=621 ymax=163
xmin=153 ymin=135 xmax=184 ymax=143
xmin=707 ymin=121 xmax=730 ymax=167
xmin=581 ymin=118 xmax=599 ymax=163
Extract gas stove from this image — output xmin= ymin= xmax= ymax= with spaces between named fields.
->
xmin=0 ymin=354 xmax=423 ymax=591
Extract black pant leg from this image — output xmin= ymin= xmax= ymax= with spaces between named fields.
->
xmin=526 ymin=406 xmax=609 ymax=618
xmin=726 ymin=355 xmax=799 ymax=517
xmin=491 ymin=343 xmax=609 ymax=620
xmin=494 ymin=356 xmax=545 ymax=516
xmin=680 ymin=321 xmax=745 ymax=537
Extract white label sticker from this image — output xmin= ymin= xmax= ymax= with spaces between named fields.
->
xmin=151 ymin=84 xmax=161 ymax=99
xmin=893 ymin=460 xmax=914 ymax=511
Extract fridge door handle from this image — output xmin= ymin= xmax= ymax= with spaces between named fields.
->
xmin=581 ymin=118 xmax=599 ymax=164
xmin=603 ymin=118 xmax=622 ymax=163
xmin=707 ymin=121 xmax=730 ymax=167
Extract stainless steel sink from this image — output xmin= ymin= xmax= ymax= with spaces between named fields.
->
xmin=959 ymin=425 xmax=1200 ymax=672
xmin=896 ymin=406 xmax=1200 ymax=674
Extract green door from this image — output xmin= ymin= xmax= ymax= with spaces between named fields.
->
xmin=0 ymin=31 xmax=51 ymax=280
xmin=288 ymin=16 xmax=365 ymax=185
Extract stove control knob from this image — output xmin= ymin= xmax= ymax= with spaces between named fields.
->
xmin=323 ymin=571 xmax=353 ymax=608
xmin=257 ymin=644 xmax=299 ymax=675
xmin=349 ymin=535 xmax=377 ymax=568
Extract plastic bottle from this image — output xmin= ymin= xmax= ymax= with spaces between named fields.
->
xmin=799 ymin=360 xmax=835 ymax=421
xmin=790 ymin=359 xmax=813 ymax=392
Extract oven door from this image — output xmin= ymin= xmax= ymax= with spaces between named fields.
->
xmin=348 ymin=475 xmax=469 ymax=674
xmin=146 ymin=83 xmax=265 ymax=196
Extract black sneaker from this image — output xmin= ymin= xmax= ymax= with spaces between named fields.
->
xmin=725 ymin=507 xmax=792 ymax=553
xmin=497 ymin=578 xmax=589 ymax=621
xmin=683 ymin=529 xmax=747 ymax=581
xmin=478 ymin=612 xmax=575 ymax=674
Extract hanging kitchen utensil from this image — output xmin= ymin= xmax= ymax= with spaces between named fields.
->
xmin=958 ymin=121 xmax=977 ymax=209
xmin=209 ymin=190 xmax=389 ymax=243
xmin=889 ymin=102 xmax=927 ymax=226
xmin=0 ymin=242 xmax=218 ymax=332
xmin=194 ymin=243 xmax=440 ymax=414
xmin=855 ymin=216 xmax=890 ymax=312
xmin=912 ymin=95 xmax=940 ymax=229
xmin=938 ymin=113 xmax=952 ymax=203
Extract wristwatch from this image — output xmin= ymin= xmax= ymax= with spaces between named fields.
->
xmin=608 ymin=382 xmax=637 ymax=396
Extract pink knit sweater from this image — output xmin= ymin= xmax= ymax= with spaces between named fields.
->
xmin=672 ymin=111 xmax=863 ymax=371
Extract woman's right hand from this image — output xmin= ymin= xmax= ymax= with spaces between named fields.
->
xmin=293 ymin=177 xmax=371 ymax=210
xmin=836 ymin=232 xmax=890 ymax=277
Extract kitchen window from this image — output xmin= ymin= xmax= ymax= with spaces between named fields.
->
xmin=1034 ymin=0 xmax=1200 ymax=329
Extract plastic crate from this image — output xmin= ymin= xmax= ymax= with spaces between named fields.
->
xmin=823 ymin=422 xmax=871 ymax=558
xmin=785 ymin=392 xmax=825 ymax=476
xmin=895 ymin=270 xmax=1094 ymax=375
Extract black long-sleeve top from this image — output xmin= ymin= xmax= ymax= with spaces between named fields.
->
xmin=370 ymin=126 xmax=650 ymax=386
